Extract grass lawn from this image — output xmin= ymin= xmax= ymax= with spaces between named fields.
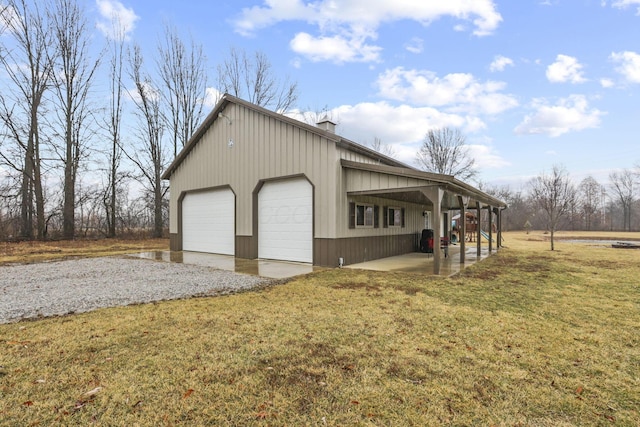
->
xmin=1 ymin=232 xmax=639 ymax=425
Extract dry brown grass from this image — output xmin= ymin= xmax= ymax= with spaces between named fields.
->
xmin=0 ymin=238 xmax=168 ymax=266
xmin=0 ymin=232 xmax=639 ymax=425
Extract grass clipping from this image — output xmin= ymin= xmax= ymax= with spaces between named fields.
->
xmin=1 ymin=233 xmax=639 ymax=425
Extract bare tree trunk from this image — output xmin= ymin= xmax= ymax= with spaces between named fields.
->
xmin=127 ymin=44 xmax=166 ymax=238
xmin=20 ymin=147 xmax=34 ymax=239
xmin=1 ymin=0 xmax=53 ymax=240
xmin=154 ymin=172 xmax=163 ymax=238
xmin=33 ymin=126 xmax=45 ymax=239
xmin=49 ymin=0 xmax=99 ymax=240
xmin=609 ymin=170 xmax=635 ymax=232
xmin=100 ymin=12 xmax=128 ymax=238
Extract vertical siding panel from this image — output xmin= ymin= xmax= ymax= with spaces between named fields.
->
xmin=286 ymin=123 xmax=293 ymax=176
xmin=275 ymin=120 xmax=282 ymax=176
xmin=267 ymin=116 xmax=274 ymax=177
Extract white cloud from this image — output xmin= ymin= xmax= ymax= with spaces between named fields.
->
xmin=233 ymin=1 xmax=502 ymax=63
xmin=405 ymin=37 xmax=423 ymax=54
xmin=376 ymin=67 xmax=518 ymax=115
xmin=612 ymin=0 xmax=640 ymax=14
xmin=489 ymin=55 xmax=514 ymax=72
xmin=290 ymin=101 xmax=511 ymax=168
xmin=468 ymin=144 xmax=510 ymax=169
xmin=514 ymin=95 xmax=603 ymax=137
xmin=610 ymin=51 xmax=640 ymax=83
xmin=600 ymin=78 xmax=615 ymax=88
xmin=546 ymin=54 xmax=587 ymax=83
xmin=204 ymin=87 xmax=222 ymax=109
xmin=290 ymin=32 xmax=381 ymax=63
xmin=95 ymin=0 xmax=139 ymax=40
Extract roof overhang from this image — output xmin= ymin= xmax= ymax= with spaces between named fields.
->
xmin=341 ymin=159 xmax=507 ymax=209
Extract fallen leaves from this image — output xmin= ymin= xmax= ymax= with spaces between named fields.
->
xmin=183 ymin=389 xmax=194 ymax=399
xmin=254 ymin=402 xmax=277 ymax=420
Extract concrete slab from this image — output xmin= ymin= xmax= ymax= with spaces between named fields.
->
xmin=344 ymin=245 xmax=493 ymax=276
xmin=128 ymin=251 xmax=322 ymax=279
xmin=129 ymin=245 xmax=495 ymax=279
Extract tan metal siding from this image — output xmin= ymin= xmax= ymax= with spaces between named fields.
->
xmin=336 ymin=194 xmax=425 ymax=238
xmin=338 ymin=146 xmax=380 ymax=165
xmin=334 ymin=167 xmax=430 ymax=237
xmin=168 ymin=103 xmax=338 ymax=239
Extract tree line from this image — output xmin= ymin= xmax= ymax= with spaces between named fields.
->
xmin=0 ymin=0 xmax=296 ymax=241
xmin=412 ymin=127 xmax=640 ymax=248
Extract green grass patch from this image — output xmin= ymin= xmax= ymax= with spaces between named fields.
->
xmin=1 ymin=232 xmax=639 ymax=425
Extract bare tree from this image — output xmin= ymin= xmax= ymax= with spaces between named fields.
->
xmin=216 ymin=47 xmax=298 ymax=112
xmin=415 ymin=127 xmax=477 ymax=181
xmin=368 ymin=136 xmax=397 ymax=158
xmin=295 ymin=104 xmax=338 ymax=127
xmin=100 ymin=16 xmax=128 ymax=238
xmin=529 ymin=165 xmax=576 ymax=250
xmin=0 ymin=0 xmax=53 ymax=239
xmin=578 ymin=176 xmax=604 ymax=231
xmin=48 ymin=0 xmax=99 ymax=239
xmin=609 ymin=169 xmax=636 ymax=231
xmin=157 ymin=24 xmax=208 ymax=157
xmin=127 ymin=44 xmax=167 ymax=238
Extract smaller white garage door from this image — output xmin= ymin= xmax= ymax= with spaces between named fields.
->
xmin=259 ymin=178 xmax=313 ymax=263
xmin=182 ymin=188 xmax=235 ymax=255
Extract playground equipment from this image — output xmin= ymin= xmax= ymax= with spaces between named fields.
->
xmin=480 ymin=230 xmax=494 ymax=242
xmin=452 ymin=211 xmax=496 ymax=242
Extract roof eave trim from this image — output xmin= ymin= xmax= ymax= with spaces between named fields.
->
xmin=340 ymin=159 xmax=507 ymax=208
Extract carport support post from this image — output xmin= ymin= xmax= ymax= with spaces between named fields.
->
xmin=488 ymin=205 xmax=493 ymax=253
xmin=421 ymin=187 xmax=444 ymax=275
xmin=495 ymin=207 xmax=502 ymax=249
xmin=476 ymin=203 xmax=482 ymax=257
xmin=457 ymin=195 xmax=468 ymax=264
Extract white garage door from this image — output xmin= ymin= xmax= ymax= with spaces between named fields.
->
xmin=259 ymin=178 xmax=313 ymax=263
xmin=182 ymin=188 xmax=235 ymax=255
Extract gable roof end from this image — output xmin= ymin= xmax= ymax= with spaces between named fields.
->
xmin=161 ymin=94 xmax=410 ymax=180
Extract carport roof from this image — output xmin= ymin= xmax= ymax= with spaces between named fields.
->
xmin=342 ymin=159 xmax=507 ymax=209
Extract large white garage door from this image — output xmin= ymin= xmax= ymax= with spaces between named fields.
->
xmin=182 ymin=188 xmax=235 ymax=255
xmin=259 ymin=178 xmax=313 ymax=263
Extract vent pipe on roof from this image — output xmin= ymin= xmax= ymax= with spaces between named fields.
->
xmin=316 ymin=116 xmax=336 ymax=133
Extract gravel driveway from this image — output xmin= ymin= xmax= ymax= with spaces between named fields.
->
xmin=0 ymin=256 xmax=273 ymax=324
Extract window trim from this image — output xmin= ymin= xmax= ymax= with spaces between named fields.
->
xmin=356 ymin=203 xmax=375 ymax=228
xmin=385 ymin=206 xmax=405 ymax=228
xmin=387 ymin=206 xmax=401 ymax=227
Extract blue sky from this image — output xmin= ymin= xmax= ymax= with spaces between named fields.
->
xmin=94 ymin=1 xmax=640 ymax=189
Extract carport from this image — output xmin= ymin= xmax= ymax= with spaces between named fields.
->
xmin=342 ymin=160 xmax=507 ymax=274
